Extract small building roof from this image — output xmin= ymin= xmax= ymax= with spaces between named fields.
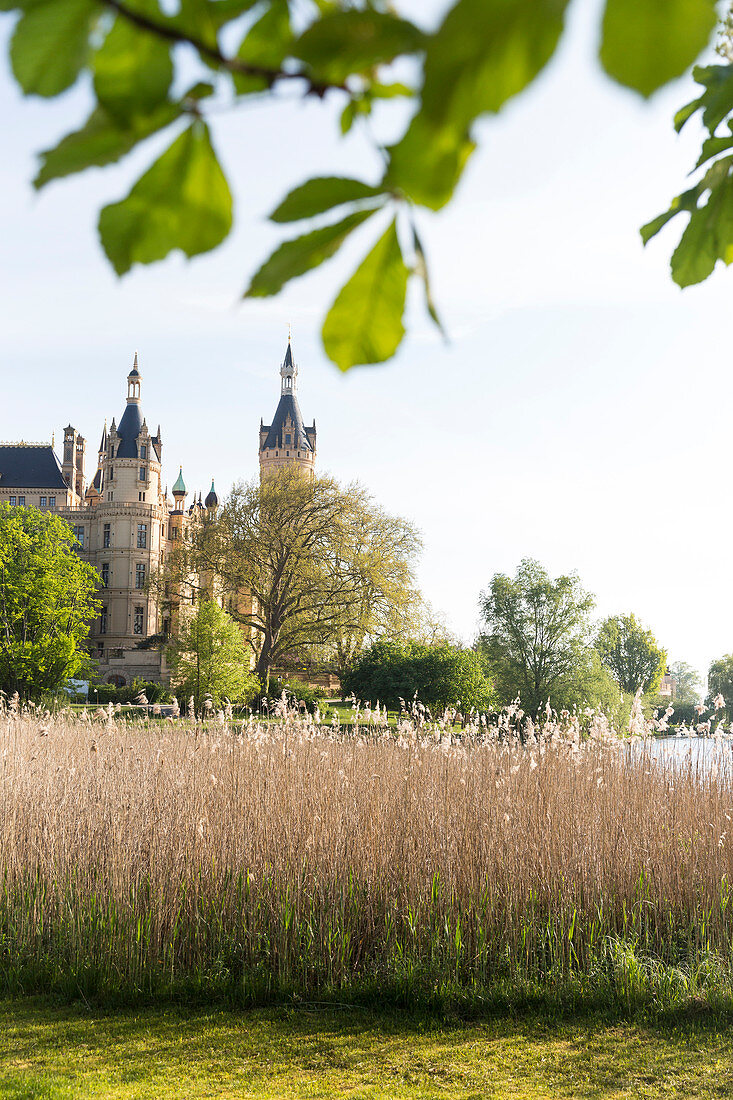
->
xmin=172 ymin=467 xmax=186 ymax=494
xmin=204 ymin=480 xmax=218 ymax=508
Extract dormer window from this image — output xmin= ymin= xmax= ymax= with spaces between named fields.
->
xmin=140 ymin=445 xmax=147 ymax=460
xmin=285 ymin=434 xmax=291 ymax=445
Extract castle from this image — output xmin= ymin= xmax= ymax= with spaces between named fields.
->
xmin=0 ymin=341 xmax=316 ymax=686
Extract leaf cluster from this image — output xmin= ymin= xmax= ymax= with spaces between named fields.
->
xmin=0 ymin=0 xmax=720 ymax=367
xmin=343 ymin=638 xmax=495 ymax=712
xmin=0 ymin=504 xmax=101 ymax=697
xmin=595 ymin=613 xmax=667 ymax=696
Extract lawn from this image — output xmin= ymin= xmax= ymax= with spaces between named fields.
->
xmin=2 ymin=1000 xmax=733 ymax=1099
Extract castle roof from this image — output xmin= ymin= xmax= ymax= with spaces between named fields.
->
xmin=115 ymin=401 xmax=143 ymax=458
xmin=260 ymin=394 xmax=315 ymax=452
xmin=172 ymin=467 xmax=186 ymax=494
xmin=204 ymin=480 xmax=218 ymax=508
xmin=0 ymin=444 xmax=67 ymax=489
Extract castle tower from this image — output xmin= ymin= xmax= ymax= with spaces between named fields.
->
xmin=259 ymin=339 xmax=316 ymax=480
xmin=61 ymin=425 xmax=85 ymax=502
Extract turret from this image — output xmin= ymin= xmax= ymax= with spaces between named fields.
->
xmin=172 ymin=467 xmax=186 ymax=510
xmin=259 ymin=338 xmax=316 ymax=480
xmin=204 ymin=480 xmax=219 ymax=515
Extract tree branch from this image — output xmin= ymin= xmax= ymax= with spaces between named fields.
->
xmin=99 ymin=0 xmax=347 ymax=97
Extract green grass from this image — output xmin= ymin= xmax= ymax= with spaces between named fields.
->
xmin=2 ymin=999 xmax=733 ymax=1099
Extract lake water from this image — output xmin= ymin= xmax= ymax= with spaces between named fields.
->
xmin=639 ymin=735 xmax=733 ymax=777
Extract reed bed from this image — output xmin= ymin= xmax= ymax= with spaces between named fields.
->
xmin=2 ymin=699 xmax=733 ymax=1009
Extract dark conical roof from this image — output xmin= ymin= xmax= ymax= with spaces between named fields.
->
xmin=260 ymin=394 xmax=314 ymax=452
xmin=115 ymin=401 xmax=143 ymax=457
xmin=204 ymin=480 xmax=218 ymax=509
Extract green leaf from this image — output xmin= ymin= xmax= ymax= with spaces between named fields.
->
xmin=386 ymin=0 xmax=568 ymax=210
xmin=244 ymin=208 xmax=379 ymax=298
xmin=294 ymin=10 xmax=424 ymax=84
xmin=232 ymin=0 xmax=292 ymax=93
xmin=340 ymin=100 xmax=357 ymax=135
xmin=322 ymin=219 xmax=409 ymax=370
xmin=685 ymin=65 xmax=733 ymax=134
xmin=93 ymin=1 xmax=173 ymax=124
xmin=98 ymin=121 xmax=233 ymax=275
xmin=600 ymin=0 xmax=716 ymax=98
xmin=10 ymin=0 xmax=96 ymax=97
xmin=34 ymin=101 xmax=181 ymax=189
xmin=170 ymin=0 xmax=260 ymax=47
xmin=270 ymin=176 xmax=384 ymax=223
xmin=671 ymin=175 xmax=733 ymax=286
xmin=695 ymin=134 xmax=733 ymax=169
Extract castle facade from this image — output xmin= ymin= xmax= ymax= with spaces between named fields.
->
xmin=0 ymin=341 xmax=316 ymax=686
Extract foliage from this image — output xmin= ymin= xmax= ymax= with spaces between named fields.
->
xmin=167 ymin=599 xmax=258 ymax=711
xmin=668 ymin=659 xmax=703 ymax=704
xmin=173 ymin=469 xmax=419 ymax=686
xmin=264 ymin=675 xmax=327 ymax=714
xmin=642 ymin=2 xmax=733 ymax=290
xmin=91 ymin=678 xmax=172 ymax=704
xmin=478 ymin=558 xmax=600 ymax=715
xmin=706 ymin=652 xmax=733 ymax=712
xmin=0 ymin=504 xmax=100 ymax=697
xmin=0 ymin=0 xmax=720 ymax=368
xmin=595 ymin=613 xmax=666 ymax=696
xmin=343 ymin=639 xmax=494 ymax=712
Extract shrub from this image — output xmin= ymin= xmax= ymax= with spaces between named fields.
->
xmin=343 ymin=641 xmax=495 ymax=712
xmin=263 ymin=676 xmax=327 ymax=714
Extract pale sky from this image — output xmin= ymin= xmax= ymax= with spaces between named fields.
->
xmin=1 ymin=0 xmax=731 ymax=689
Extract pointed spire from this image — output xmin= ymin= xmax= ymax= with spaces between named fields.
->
xmin=99 ymin=419 xmax=107 ymax=454
xmin=280 ymin=337 xmax=297 ymax=395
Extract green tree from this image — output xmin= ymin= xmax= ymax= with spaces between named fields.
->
xmin=706 ymin=654 xmax=733 ymax=712
xmin=668 ymin=659 xmax=702 ymax=704
xmin=595 ymin=613 xmax=666 ymax=696
xmin=0 ymin=504 xmax=100 ymax=697
xmin=171 ymin=469 xmax=419 ymax=688
xmin=0 ymin=0 xmax=721 ymax=367
xmin=167 ymin=599 xmax=258 ymax=713
xmin=477 ymin=558 xmax=600 ymax=715
xmin=343 ymin=640 xmax=494 ymax=713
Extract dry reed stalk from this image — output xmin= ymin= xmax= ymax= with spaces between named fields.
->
xmin=1 ymin=702 xmax=733 ymax=1001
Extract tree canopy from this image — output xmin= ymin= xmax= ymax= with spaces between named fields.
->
xmin=168 ymin=468 xmax=419 ymax=686
xmin=0 ymin=505 xmax=100 ymax=697
xmin=0 ymin=0 xmax=726 ymax=369
xmin=167 ymin=598 xmax=258 ymax=712
xmin=478 ymin=558 xmax=614 ymax=715
xmin=343 ymin=639 xmax=494 ymax=713
xmin=707 ymin=654 xmax=733 ymax=713
xmin=668 ymin=659 xmax=702 ymax=704
xmin=595 ymin=613 xmax=666 ymax=696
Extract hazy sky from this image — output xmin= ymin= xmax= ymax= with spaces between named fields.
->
xmin=1 ymin=0 xmax=731 ymax=688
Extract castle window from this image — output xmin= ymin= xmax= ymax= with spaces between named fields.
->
xmin=101 ymin=563 xmax=109 ymax=587
xmin=135 ymin=563 xmax=146 ymax=589
xmin=137 ymin=523 xmax=147 ymax=548
xmin=49 ymin=496 xmax=55 ymax=507
xmin=285 ymin=434 xmax=291 ymax=445
xmin=140 ymin=445 xmax=147 ymax=460
xmin=108 ymin=467 xmax=113 ymax=481
xmin=286 ymin=451 xmax=289 ymax=457
xmin=108 ymin=492 xmax=113 ymax=502
xmin=40 ymin=496 xmax=47 ymax=507
xmin=100 ymin=606 xmax=108 ymax=635
xmin=9 ymin=497 xmax=15 ymax=506
xmin=103 ymin=523 xmax=111 ymax=548
xmin=133 ymin=606 xmax=144 ymax=634
xmin=73 ymin=525 xmax=85 ymax=547
xmin=139 ymin=467 xmax=145 ymax=481
xmin=18 ymin=497 xmax=25 ymax=507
